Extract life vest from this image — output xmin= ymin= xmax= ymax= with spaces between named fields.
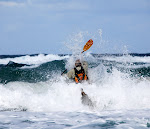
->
xmin=74 ymin=66 xmax=88 ymax=83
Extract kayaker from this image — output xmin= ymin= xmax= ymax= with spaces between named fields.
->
xmin=66 ymin=59 xmax=88 ymax=83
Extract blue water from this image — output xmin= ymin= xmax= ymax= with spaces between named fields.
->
xmin=0 ymin=110 xmax=150 ymax=129
xmin=0 ymin=53 xmax=150 ymax=128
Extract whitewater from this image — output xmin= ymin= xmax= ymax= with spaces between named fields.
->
xmin=0 ymin=53 xmax=150 ymax=129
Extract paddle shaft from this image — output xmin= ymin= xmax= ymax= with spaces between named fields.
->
xmin=61 ymin=69 xmax=67 ymax=75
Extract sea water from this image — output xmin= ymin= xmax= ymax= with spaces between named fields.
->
xmin=0 ymin=53 xmax=150 ymax=129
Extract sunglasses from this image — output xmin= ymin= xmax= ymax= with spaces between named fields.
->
xmin=75 ymin=63 xmax=81 ymax=65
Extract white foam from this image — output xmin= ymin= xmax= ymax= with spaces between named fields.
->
xmin=0 ymin=54 xmax=150 ymax=112
xmin=0 ymin=67 xmax=150 ymax=112
xmin=0 ymin=82 xmax=85 ymax=112
xmin=0 ymin=54 xmax=69 ymax=65
xmin=101 ymin=55 xmax=150 ymax=64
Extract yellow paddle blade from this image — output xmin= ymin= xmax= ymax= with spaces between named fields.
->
xmin=82 ymin=39 xmax=93 ymax=53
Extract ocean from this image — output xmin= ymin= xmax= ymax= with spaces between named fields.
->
xmin=0 ymin=53 xmax=150 ymax=129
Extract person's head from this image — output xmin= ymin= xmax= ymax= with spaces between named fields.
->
xmin=75 ymin=59 xmax=82 ymax=67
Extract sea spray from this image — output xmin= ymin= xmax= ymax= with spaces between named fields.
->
xmin=0 ymin=53 xmax=150 ymax=129
xmin=0 ymin=53 xmax=150 ymax=112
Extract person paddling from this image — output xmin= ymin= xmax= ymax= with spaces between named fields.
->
xmin=61 ymin=59 xmax=89 ymax=95
xmin=66 ymin=59 xmax=88 ymax=83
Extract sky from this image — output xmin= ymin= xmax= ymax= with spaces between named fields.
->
xmin=0 ymin=0 xmax=150 ymax=55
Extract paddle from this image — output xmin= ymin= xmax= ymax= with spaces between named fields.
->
xmin=81 ymin=39 xmax=93 ymax=53
xmin=61 ymin=39 xmax=93 ymax=75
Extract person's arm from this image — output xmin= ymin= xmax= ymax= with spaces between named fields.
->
xmin=82 ymin=61 xmax=88 ymax=74
xmin=83 ymin=61 xmax=88 ymax=66
xmin=82 ymin=61 xmax=92 ymax=84
xmin=67 ymin=69 xmax=75 ymax=79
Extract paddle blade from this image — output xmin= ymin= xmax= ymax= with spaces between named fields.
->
xmin=82 ymin=39 xmax=93 ymax=53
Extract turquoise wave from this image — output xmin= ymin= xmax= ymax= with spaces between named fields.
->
xmin=0 ymin=53 xmax=150 ymax=84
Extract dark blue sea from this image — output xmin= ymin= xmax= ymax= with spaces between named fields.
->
xmin=0 ymin=53 xmax=150 ymax=129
